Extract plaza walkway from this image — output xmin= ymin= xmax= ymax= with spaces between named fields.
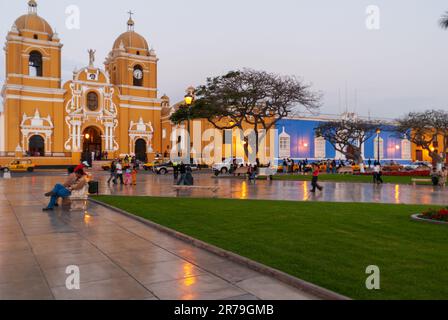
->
xmin=0 ymin=174 xmax=317 ymax=300
xmin=1 ymin=172 xmax=447 ymax=300
xmin=101 ymin=172 xmax=447 ymax=206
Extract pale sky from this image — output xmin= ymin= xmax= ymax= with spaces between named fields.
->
xmin=1 ymin=0 xmax=448 ymax=118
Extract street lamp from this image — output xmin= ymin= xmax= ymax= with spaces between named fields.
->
xmin=376 ymin=128 xmax=381 ymax=164
xmin=184 ymin=91 xmax=194 ymax=164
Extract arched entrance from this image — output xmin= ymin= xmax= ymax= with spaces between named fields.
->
xmin=29 ymin=135 xmax=45 ymax=157
xmin=135 ymin=139 xmax=147 ymax=162
xmin=82 ymin=126 xmax=102 ymax=163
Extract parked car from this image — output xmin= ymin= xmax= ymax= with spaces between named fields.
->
xmin=4 ymin=159 xmax=36 ymax=172
xmin=154 ymin=163 xmax=199 ymax=175
xmin=213 ymin=158 xmax=245 ymax=175
xmin=143 ymin=161 xmax=163 ymax=171
xmin=404 ymin=161 xmax=433 ymax=171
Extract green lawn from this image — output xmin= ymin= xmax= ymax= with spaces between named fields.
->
xmin=94 ymin=196 xmax=447 ymax=300
xmin=269 ymin=174 xmax=431 ymax=185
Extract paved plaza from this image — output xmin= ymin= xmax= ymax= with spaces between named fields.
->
xmin=99 ymin=172 xmax=445 ymax=206
xmin=0 ymin=171 xmax=447 ymax=300
xmin=0 ymin=173 xmax=319 ymax=300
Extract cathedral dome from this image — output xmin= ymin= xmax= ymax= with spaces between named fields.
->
xmin=14 ymin=1 xmax=54 ymax=37
xmin=112 ymin=14 xmax=150 ymax=54
xmin=113 ymin=31 xmax=149 ymax=51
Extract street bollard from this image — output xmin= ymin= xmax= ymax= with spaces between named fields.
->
xmin=3 ymin=168 xmax=11 ymax=179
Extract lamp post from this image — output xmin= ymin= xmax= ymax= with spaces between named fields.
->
xmin=376 ymin=128 xmax=381 ymax=164
xmin=184 ymin=91 xmax=194 ymax=164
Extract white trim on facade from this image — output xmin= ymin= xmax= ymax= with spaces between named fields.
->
xmin=6 ymin=36 xmax=63 ymax=48
xmin=4 ymin=84 xmax=65 ymax=95
xmin=117 ymin=85 xmax=157 ymax=92
xmin=4 ymin=95 xmax=64 ymax=103
xmin=7 ymin=74 xmax=61 ymax=82
xmin=119 ymin=95 xmax=161 ymax=103
xmin=120 ymin=104 xmax=162 ymax=111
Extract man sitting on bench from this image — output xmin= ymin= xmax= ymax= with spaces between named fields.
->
xmin=42 ymin=168 xmax=87 ymax=211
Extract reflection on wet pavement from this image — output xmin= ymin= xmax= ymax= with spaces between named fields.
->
xmin=0 ymin=173 xmax=322 ymax=300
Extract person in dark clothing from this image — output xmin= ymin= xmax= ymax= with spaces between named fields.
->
xmin=173 ymin=162 xmax=179 ymax=180
xmin=108 ymin=161 xmax=117 ymax=184
xmin=177 ymin=163 xmax=191 ymax=185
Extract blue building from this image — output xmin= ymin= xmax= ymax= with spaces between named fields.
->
xmin=276 ymin=115 xmax=412 ymax=164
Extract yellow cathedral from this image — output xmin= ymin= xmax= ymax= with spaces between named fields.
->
xmin=0 ymin=1 xmax=171 ymax=166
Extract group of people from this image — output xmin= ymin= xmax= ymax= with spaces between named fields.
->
xmin=431 ymin=167 xmax=447 ymax=187
xmin=107 ymin=159 xmax=138 ymax=186
xmin=172 ymin=162 xmax=194 ymax=186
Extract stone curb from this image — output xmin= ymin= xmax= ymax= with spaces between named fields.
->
xmin=411 ymin=214 xmax=448 ymax=225
xmin=90 ymin=198 xmax=351 ymax=301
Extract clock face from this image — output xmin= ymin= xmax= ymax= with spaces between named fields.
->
xmin=133 ymin=69 xmax=143 ymax=80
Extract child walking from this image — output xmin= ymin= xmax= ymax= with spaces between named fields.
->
xmin=124 ymin=167 xmax=132 ymax=185
xmin=131 ymin=166 xmax=138 ymax=186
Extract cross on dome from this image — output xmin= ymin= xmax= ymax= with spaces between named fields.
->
xmin=28 ymin=0 xmax=38 ymax=14
xmin=127 ymin=10 xmax=135 ymax=31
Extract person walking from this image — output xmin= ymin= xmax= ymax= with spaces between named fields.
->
xmin=431 ymin=167 xmax=441 ymax=186
xmin=107 ymin=161 xmax=117 ymax=184
xmin=115 ymin=161 xmax=124 ymax=185
xmin=310 ymin=163 xmax=323 ymax=193
xmin=177 ymin=162 xmax=187 ymax=185
xmin=374 ymin=161 xmax=383 ymax=184
xmin=124 ymin=167 xmax=132 ymax=185
xmin=131 ymin=166 xmax=138 ymax=186
xmin=439 ymin=167 xmax=447 ymax=187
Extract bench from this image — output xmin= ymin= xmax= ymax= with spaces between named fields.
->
xmin=62 ymin=185 xmax=89 ymax=211
xmin=337 ymin=167 xmax=354 ymax=175
xmin=257 ymin=168 xmax=277 ymax=181
xmin=411 ymin=178 xmax=432 ymax=186
xmin=173 ymin=185 xmax=220 ymax=193
xmin=233 ymin=167 xmax=248 ymax=176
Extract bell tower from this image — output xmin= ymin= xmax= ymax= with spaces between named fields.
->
xmin=105 ymin=14 xmax=163 ymax=160
xmin=1 ymin=0 xmax=64 ymax=155
xmin=105 ymin=13 xmax=158 ymax=97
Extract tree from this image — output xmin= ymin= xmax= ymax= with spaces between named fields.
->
xmin=315 ymin=115 xmax=380 ymax=164
xmin=170 ymin=69 xmax=321 ymax=156
xmin=395 ymin=110 xmax=448 ymax=164
xmin=440 ymin=11 xmax=448 ymax=29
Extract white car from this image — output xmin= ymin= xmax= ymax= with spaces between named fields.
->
xmin=404 ymin=161 xmax=433 ymax=171
xmin=213 ymin=158 xmax=245 ymax=175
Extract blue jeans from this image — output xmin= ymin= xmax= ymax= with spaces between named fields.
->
xmin=47 ymin=184 xmax=71 ymax=209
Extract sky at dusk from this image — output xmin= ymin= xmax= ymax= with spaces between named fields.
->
xmin=1 ymin=0 xmax=448 ymax=118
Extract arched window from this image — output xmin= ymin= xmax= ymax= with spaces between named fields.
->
xmin=87 ymin=92 xmax=99 ymax=111
xmin=133 ymin=65 xmax=143 ymax=87
xmin=29 ymin=135 xmax=45 ymax=157
xmin=29 ymin=51 xmax=43 ymax=77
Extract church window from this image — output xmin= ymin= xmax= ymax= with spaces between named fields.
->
xmin=133 ymin=65 xmax=144 ymax=87
xmin=29 ymin=51 xmax=43 ymax=77
xmin=33 ymin=34 xmax=38 ymax=40
xmin=87 ymin=92 xmax=99 ymax=111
